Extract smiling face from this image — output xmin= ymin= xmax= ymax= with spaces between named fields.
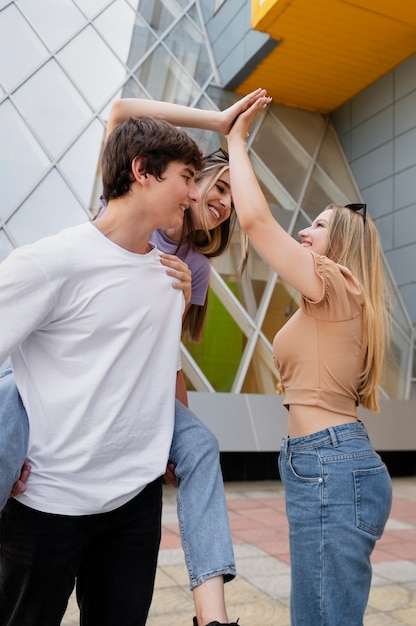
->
xmin=298 ymin=208 xmax=333 ymax=255
xmin=191 ymin=168 xmax=233 ymax=231
xmin=150 ymin=160 xmax=200 ymax=231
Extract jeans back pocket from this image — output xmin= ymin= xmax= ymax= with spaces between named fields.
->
xmin=354 ymin=465 xmax=392 ymax=537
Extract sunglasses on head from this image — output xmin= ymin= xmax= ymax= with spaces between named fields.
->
xmin=203 ymin=147 xmax=229 ymax=161
xmin=345 ymin=203 xmax=366 ymax=225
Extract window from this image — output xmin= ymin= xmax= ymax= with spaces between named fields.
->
xmin=214 ymin=0 xmax=227 ymax=12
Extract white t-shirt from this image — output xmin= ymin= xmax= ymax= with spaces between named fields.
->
xmin=0 ymin=223 xmax=183 ymax=515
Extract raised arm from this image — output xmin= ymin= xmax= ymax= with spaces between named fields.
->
xmin=226 ymin=94 xmax=324 ymax=302
xmin=106 ymin=88 xmax=266 ymax=139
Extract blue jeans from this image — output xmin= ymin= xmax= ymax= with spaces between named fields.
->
xmin=0 ymin=368 xmax=29 ymax=509
xmin=0 ymin=373 xmax=236 ymax=589
xmin=170 ymin=399 xmax=236 ymax=588
xmin=278 ymin=421 xmax=392 ymax=626
xmin=0 ymin=479 xmax=162 ymax=626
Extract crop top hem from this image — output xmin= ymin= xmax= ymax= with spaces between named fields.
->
xmin=283 ymin=387 xmax=358 ymax=418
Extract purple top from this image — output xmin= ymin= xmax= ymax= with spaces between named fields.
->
xmin=150 ymin=229 xmax=210 ymax=306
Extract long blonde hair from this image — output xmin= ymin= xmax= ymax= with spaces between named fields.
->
xmin=324 ymin=205 xmax=390 ymax=411
xmin=183 ymin=154 xmax=241 ymax=257
xmin=181 ymin=154 xmax=248 ymax=342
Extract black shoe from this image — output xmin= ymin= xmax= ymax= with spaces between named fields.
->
xmin=205 ymin=623 xmax=240 ymax=626
xmin=194 ymin=617 xmax=240 ymax=626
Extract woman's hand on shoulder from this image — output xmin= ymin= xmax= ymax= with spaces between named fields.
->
xmin=159 ymin=253 xmax=192 ymax=306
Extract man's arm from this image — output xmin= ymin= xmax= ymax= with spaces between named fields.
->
xmin=0 ymin=250 xmax=55 ymax=365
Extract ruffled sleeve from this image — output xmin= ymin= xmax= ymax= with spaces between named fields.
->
xmin=301 ymin=251 xmax=363 ymax=322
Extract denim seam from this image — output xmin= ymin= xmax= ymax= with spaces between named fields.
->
xmin=191 ymin=566 xmax=237 ymax=590
xmin=176 ymin=496 xmax=193 ymax=578
xmin=320 ymin=451 xmax=380 ymax=463
xmin=286 ymin=432 xmax=369 ymax=452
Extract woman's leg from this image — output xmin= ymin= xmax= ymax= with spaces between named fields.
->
xmin=169 ymin=399 xmax=237 ymax=626
xmin=279 ymin=422 xmax=392 ymax=626
xmin=0 ymin=368 xmax=29 ymax=510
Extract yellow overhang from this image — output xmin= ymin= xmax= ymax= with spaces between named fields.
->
xmin=238 ymin=0 xmax=416 ymax=113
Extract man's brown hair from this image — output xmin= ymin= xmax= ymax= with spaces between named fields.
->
xmin=101 ymin=116 xmax=203 ymax=200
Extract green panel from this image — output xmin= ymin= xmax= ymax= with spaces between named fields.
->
xmin=185 ymin=282 xmax=243 ymax=392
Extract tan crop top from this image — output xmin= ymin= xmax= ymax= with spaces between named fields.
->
xmin=273 ymin=252 xmax=363 ymax=418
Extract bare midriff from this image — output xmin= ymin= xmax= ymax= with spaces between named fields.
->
xmin=287 ymin=404 xmax=358 ymax=439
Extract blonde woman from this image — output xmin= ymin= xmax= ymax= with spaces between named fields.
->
xmin=226 ymin=91 xmax=393 ymax=625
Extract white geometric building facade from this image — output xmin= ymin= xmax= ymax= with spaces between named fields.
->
xmin=1 ymin=1 xmax=414 ymax=450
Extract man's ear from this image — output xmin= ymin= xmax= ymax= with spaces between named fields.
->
xmin=132 ymin=156 xmax=148 ymax=185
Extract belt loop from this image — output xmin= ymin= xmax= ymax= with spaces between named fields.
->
xmin=358 ymin=419 xmax=368 ymax=436
xmin=281 ymin=436 xmax=289 ymax=457
xmin=328 ymin=427 xmax=338 ymax=448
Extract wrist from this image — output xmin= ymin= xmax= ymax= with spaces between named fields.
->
xmin=227 ymin=134 xmax=247 ymax=149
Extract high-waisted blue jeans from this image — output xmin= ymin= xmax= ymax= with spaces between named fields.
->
xmin=0 ymin=370 xmax=236 ymax=590
xmin=279 ymin=421 xmax=392 ymax=626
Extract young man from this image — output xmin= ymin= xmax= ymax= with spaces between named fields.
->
xmin=0 ymin=116 xmax=202 ymax=626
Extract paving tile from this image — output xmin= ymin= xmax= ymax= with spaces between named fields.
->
xmin=248 ymin=573 xmax=292 ymax=600
xmin=255 ymin=531 xmax=290 ymax=546
xmin=385 ymin=518 xmax=415 ymax=531
xmin=147 ymin=585 xmax=193 ymax=623
xmin=405 ymin=580 xmax=416 ymax=591
xmin=61 ymin=591 xmax=78 ymax=626
xmin=147 ymin=614 xmax=192 ymax=626
xmin=390 ymin=500 xmax=416 ymax=523
xmin=224 ymin=575 xmax=275 ymax=604
xmin=233 ymin=542 xmax=269 ymax=559
xmin=227 ymin=497 xmax=269 ymax=510
xmin=372 ymin=546 xmax=405 ymax=564
xmin=391 ymin=607 xmax=416 ymax=625
xmin=228 ymin=513 xmax=264 ymax=531
xmin=231 ymin=525 xmax=286 ymax=545
xmin=248 ymin=496 xmax=286 ymax=510
xmin=159 ymin=563 xmax=190 ymax=587
xmin=224 ymin=600 xmax=291 ymax=626
xmin=368 ymin=583 xmax=415 ymax=611
xmin=224 ymin=578 xmax=291 ymax=625
xmin=382 ymin=541 xmax=416 ymax=561
xmin=380 ymin=529 xmax=416 ymax=545
xmin=364 ymin=614 xmax=409 ymax=625
xmin=236 ymin=554 xmax=291 ymax=579
xmin=373 ymin=559 xmax=416 ymax=584
xmin=153 ymin=567 xmax=178 ymax=589
xmin=238 ymin=506 xmax=287 ymax=527
xmin=160 ymin=511 xmax=179 ymax=525
xmin=160 ymin=527 xmax=182 ymax=550
xmin=390 ymin=478 xmax=416 ymax=499
xmin=157 ymin=547 xmax=186 ymax=566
